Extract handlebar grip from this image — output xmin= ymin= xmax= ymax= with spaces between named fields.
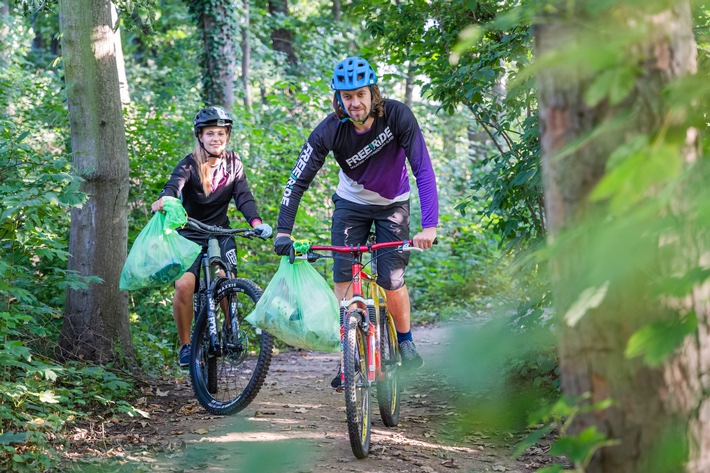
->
xmin=288 ymin=245 xmax=296 ymax=264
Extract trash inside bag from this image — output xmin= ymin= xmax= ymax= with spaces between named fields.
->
xmin=119 ymin=198 xmax=201 ymax=291
xmin=246 ymin=256 xmax=339 ymax=352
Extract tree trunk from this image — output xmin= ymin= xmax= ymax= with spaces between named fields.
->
xmin=404 ymin=62 xmax=414 ymax=108
xmin=241 ymin=0 xmax=253 ymax=113
xmin=0 ymin=0 xmax=8 ymax=65
xmin=332 ymin=0 xmax=340 ymax=22
xmin=269 ymin=0 xmax=297 ymax=68
xmin=537 ymin=1 xmax=699 ymax=471
xmin=57 ymin=0 xmax=134 ymax=366
xmin=111 ymin=3 xmax=131 ymax=104
xmin=189 ymin=0 xmax=236 ymax=108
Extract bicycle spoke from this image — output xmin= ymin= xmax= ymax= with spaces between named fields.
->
xmin=189 ymin=279 xmax=273 ymax=415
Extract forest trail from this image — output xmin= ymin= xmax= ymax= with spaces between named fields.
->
xmin=64 ymin=323 xmax=555 ymax=472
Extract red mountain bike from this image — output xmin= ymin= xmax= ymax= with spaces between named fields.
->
xmin=291 ymin=235 xmax=424 ymax=458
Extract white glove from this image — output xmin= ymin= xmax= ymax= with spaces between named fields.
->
xmin=254 ymin=223 xmax=273 ymax=239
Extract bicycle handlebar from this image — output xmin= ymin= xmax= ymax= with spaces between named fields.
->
xmin=290 ymin=238 xmax=437 ymax=264
xmin=185 ymin=217 xmax=266 ymax=240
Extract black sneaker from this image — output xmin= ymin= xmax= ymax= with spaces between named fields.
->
xmin=399 ymin=340 xmax=424 ymax=370
xmin=179 ymin=344 xmax=191 ymax=369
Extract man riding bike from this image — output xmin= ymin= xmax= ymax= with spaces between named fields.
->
xmin=273 ymin=56 xmax=439 ymax=384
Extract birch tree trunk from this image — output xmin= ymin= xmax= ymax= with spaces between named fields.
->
xmin=57 ymin=0 xmax=134 ymax=365
xmin=537 ymin=1 xmax=700 ymax=471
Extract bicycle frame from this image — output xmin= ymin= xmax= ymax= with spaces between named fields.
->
xmin=186 ymin=218 xmax=254 ymax=357
xmin=308 ymin=240 xmax=416 ymax=384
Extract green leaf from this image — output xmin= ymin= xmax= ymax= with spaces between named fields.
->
xmin=590 ymin=142 xmax=682 ymax=214
xmin=625 ymin=314 xmax=698 ymax=367
xmin=584 ymin=66 xmax=637 ymax=106
xmin=585 ymin=69 xmax=616 ymax=107
xmin=563 ymin=282 xmax=609 ymax=327
xmin=658 ymin=267 xmax=710 ymax=297
xmin=550 ymin=426 xmax=618 ymax=464
xmin=0 ymin=431 xmax=28 ymax=445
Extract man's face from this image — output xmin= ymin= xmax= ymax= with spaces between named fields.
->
xmin=340 ymin=86 xmax=371 ymax=123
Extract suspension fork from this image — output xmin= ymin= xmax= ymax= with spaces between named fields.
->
xmin=202 ymin=243 xmax=221 ymax=357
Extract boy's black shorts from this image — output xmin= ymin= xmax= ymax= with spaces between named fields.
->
xmin=330 ymin=194 xmax=410 ymax=291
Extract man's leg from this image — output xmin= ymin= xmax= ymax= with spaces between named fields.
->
xmin=334 ymin=281 xmax=351 ymax=301
xmin=385 ymin=285 xmax=423 ymax=369
xmin=385 ymin=285 xmax=411 ymax=333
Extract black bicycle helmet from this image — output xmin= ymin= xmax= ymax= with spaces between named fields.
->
xmin=193 ymin=106 xmax=233 ymax=136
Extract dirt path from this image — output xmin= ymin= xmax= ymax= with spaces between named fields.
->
xmin=65 ymin=323 xmax=555 ymax=472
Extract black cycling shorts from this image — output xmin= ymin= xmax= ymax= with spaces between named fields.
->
xmin=330 ymin=194 xmax=410 ymax=291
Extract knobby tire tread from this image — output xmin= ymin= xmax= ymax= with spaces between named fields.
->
xmin=376 ymin=304 xmax=400 ymax=427
xmin=189 ymin=278 xmax=274 ymax=415
xmin=343 ymin=313 xmax=371 ymax=459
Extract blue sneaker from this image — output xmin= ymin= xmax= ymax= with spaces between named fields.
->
xmin=179 ymin=344 xmax=191 ymax=369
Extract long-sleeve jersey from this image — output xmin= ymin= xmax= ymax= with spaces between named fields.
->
xmin=277 ymin=99 xmax=439 ymax=234
xmin=159 ymin=151 xmax=260 ymax=240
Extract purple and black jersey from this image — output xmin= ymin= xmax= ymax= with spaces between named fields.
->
xmin=277 ymin=99 xmax=439 ymax=234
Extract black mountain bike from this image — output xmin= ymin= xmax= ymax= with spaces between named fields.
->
xmin=184 ymin=217 xmax=274 ymax=415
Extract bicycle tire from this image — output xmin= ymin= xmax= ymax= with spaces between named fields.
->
xmin=376 ymin=301 xmax=401 ymax=427
xmin=189 ymin=278 xmax=274 ymax=415
xmin=343 ymin=312 xmax=371 ymax=458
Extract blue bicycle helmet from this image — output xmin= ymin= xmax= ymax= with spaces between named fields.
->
xmin=330 ymin=57 xmax=377 ymax=91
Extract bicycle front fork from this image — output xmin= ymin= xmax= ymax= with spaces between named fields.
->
xmin=340 ymin=305 xmax=380 ymax=385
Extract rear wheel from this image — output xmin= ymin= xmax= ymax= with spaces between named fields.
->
xmin=377 ymin=303 xmax=401 ymax=427
xmin=343 ymin=311 xmax=371 ymax=458
xmin=190 ymin=278 xmax=274 ymax=415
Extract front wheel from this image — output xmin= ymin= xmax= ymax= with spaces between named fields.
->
xmin=190 ymin=278 xmax=274 ymax=415
xmin=343 ymin=312 xmax=371 ymax=458
xmin=377 ymin=305 xmax=401 ymax=427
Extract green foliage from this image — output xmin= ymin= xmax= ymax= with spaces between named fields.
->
xmin=518 ymin=395 xmax=618 ymax=471
xmin=355 ymin=0 xmax=544 ymax=250
xmin=625 ymin=313 xmax=698 ymax=367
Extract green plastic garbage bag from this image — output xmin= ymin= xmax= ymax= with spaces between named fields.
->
xmin=119 ymin=197 xmax=201 ymax=291
xmin=246 ymin=256 xmax=340 ymax=352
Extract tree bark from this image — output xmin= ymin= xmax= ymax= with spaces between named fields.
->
xmin=57 ymin=0 xmax=134 ymax=366
xmin=189 ymin=0 xmax=236 ymax=108
xmin=404 ymin=62 xmax=414 ymax=108
xmin=332 ymin=0 xmax=340 ymax=22
xmin=241 ymin=0 xmax=253 ymax=113
xmin=537 ymin=1 xmax=698 ymax=471
xmin=111 ymin=3 xmax=131 ymax=104
xmin=269 ymin=0 xmax=297 ymax=68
